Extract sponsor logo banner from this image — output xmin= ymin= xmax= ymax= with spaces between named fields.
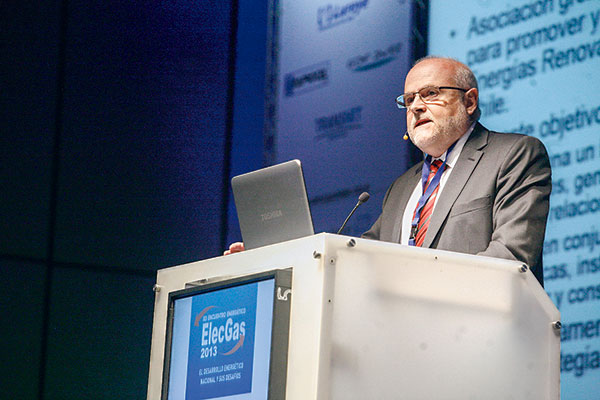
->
xmin=314 ymin=106 xmax=363 ymax=141
xmin=347 ymin=42 xmax=403 ymax=72
xmin=318 ymin=0 xmax=369 ymax=31
xmin=284 ymin=61 xmax=330 ymax=97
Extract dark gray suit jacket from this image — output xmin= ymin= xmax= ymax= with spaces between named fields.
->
xmin=363 ymin=123 xmax=551 ymax=286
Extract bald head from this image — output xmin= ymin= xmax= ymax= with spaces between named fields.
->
xmin=403 ymin=57 xmax=480 ymax=157
xmin=410 ymin=57 xmax=480 ymax=121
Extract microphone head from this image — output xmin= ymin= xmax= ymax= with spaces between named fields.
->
xmin=358 ymin=192 xmax=370 ymax=204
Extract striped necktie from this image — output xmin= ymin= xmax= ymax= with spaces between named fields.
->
xmin=412 ymin=159 xmax=444 ymax=247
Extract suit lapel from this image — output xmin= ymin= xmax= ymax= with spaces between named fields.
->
xmin=422 ymin=123 xmax=489 ymax=248
xmin=392 ymin=163 xmax=422 ymax=242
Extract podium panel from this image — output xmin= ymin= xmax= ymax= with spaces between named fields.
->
xmin=147 ymin=233 xmax=560 ymax=399
xmin=325 ymin=238 xmax=560 ymax=399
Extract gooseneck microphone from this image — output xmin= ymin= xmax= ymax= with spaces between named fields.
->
xmin=337 ymin=192 xmax=370 ymax=235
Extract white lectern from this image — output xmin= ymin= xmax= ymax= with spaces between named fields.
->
xmin=147 ymin=233 xmax=560 ymax=399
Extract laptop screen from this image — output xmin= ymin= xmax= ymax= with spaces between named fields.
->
xmin=231 ymin=160 xmax=314 ymax=250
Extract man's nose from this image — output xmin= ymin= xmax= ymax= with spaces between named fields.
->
xmin=408 ymin=94 xmax=427 ymax=112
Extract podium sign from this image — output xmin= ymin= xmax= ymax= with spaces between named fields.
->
xmin=147 ymin=233 xmax=560 ymax=399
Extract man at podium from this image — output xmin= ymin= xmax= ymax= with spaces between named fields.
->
xmin=362 ymin=56 xmax=551 ymax=286
xmin=227 ymin=56 xmax=551 ymax=287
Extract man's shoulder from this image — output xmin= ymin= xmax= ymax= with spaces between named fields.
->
xmin=477 ymin=124 xmax=547 ymax=150
xmin=484 ymin=125 xmax=541 ymax=142
xmin=477 ymin=125 xmax=550 ymax=173
xmin=392 ymin=161 xmax=422 ymax=185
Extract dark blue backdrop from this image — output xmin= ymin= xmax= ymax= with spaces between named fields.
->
xmin=1 ymin=1 xmax=265 ymax=398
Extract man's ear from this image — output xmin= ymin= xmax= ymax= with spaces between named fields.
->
xmin=464 ymin=88 xmax=478 ymax=116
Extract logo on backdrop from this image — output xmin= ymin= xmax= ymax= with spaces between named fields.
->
xmin=346 ymin=42 xmax=403 ymax=72
xmin=317 ymin=0 xmax=369 ymax=31
xmin=284 ymin=61 xmax=330 ymax=97
xmin=185 ymin=284 xmax=258 ymax=399
xmin=314 ymin=106 xmax=363 ymax=141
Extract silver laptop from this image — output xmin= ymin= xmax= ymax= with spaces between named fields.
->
xmin=232 ymin=159 xmax=314 ymax=250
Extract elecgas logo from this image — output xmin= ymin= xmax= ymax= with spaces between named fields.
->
xmin=347 ymin=42 xmax=402 ymax=72
xmin=194 ymin=305 xmax=246 ymax=356
xmin=284 ymin=61 xmax=330 ymax=97
xmin=314 ymin=106 xmax=363 ymax=141
xmin=185 ymin=284 xmax=256 ymax=397
xmin=318 ymin=0 xmax=369 ymax=31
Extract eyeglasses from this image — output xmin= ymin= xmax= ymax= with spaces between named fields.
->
xmin=396 ymin=86 xmax=468 ymax=109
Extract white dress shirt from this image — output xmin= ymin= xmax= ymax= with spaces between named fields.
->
xmin=400 ymin=123 xmax=476 ymax=245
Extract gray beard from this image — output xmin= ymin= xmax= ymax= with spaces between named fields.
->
xmin=409 ymin=109 xmax=470 ymax=154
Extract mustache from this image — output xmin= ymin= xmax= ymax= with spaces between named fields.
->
xmin=409 ymin=117 xmax=432 ymax=130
